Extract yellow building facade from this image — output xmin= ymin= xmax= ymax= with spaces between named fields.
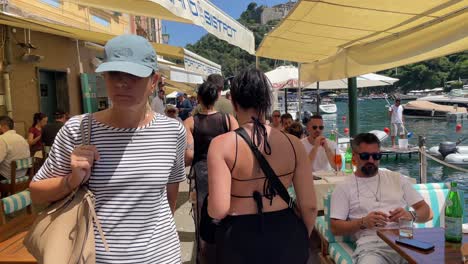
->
xmin=0 ymin=0 xmax=140 ymax=136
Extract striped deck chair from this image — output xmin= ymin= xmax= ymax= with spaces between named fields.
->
xmin=0 ymin=157 xmax=34 ymax=197
xmin=0 ymin=190 xmax=32 ymax=225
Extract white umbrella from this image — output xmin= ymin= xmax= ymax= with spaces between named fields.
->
xmin=305 ymin=74 xmax=399 ymax=89
xmin=265 ymin=66 xmax=399 ymax=90
xmin=166 ymin=91 xmax=179 ymax=99
xmin=265 ymin=65 xmax=300 ymax=89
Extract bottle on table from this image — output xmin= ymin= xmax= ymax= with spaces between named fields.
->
xmin=344 ymin=143 xmax=353 ymax=173
xmin=328 ymin=130 xmax=336 ymax=142
xmin=445 ymin=181 xmax=463 ymax=243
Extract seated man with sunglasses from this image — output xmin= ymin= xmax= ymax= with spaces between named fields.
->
xmin=330 ymin=133 xmax=432 ymax=264
xmin=301 ymin=115 xmax=337 ymax=172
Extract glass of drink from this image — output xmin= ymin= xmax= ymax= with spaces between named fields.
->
xmin=334 ymin=154 xmax=342 ymax=175
xmin=399 ymin=218 xmax=414 ymax=239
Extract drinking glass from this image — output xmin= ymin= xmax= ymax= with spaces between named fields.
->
xmin=399 ymin=218 xmax=414 ymax=239
xmin=334 ymin=154 xmax=342 ymax=175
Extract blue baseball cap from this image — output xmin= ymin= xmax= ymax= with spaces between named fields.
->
xmin=96 ymin=34 xmax=158 ymax=78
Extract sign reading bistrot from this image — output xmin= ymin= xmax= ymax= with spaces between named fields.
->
xmin=160 ymin=0 xmax=255 ymax=54
xmin=184 ymin=49 xmax=222 ymax=77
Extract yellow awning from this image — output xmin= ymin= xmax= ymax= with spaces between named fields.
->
xmin=256 ymin=0 xmax=468 ymax=82
xmin=165 ymin=79 xmax=197 ymax=96
xmin=0 ymin=12 xmax=184 ymax=59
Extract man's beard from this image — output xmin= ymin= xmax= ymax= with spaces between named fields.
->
xmin=361 ymin=163 xmax=378 ymax=177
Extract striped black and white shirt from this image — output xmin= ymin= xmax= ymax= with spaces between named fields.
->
xmin=33 ymin=113 xmax=186 ymax=264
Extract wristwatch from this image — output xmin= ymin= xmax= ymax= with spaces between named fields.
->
xmin=409 ymin=211 xmax=417 ymax=221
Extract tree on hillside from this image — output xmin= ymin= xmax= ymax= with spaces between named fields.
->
xmin=186 ymin=3 xmax=283 ymax=77
xmin=384 ymin=51 xmax=468 ymax=92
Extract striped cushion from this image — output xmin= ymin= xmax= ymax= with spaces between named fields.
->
xmin=0 ymin=175 xmax=30 ymax=185
xmin=321 ymin=192 xmax=354 ymax=243
xmin=414 ymin=188 xmax=449 ymax=228
xmin=15 ymin=157 xmax=33 ymax=170
xmin=1 ymin=190 xmax=31 ymax=215
xmin=328 ymin=241 xmax=355 ymax=264
xmin=413 ymin=183 xmax=449 ymax=191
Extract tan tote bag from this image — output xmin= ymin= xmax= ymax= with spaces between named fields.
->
xmin=24 ymin=114 xmax=108 ymax=264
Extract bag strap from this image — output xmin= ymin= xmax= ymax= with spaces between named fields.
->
xmin=235 ymin=128 xmax=295 ymax=209
xmin=222 ymin=113 xmax=229 ymax=132
xmin=80 ymin=114 xmax=92 ymax=146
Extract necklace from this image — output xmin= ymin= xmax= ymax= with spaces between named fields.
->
xmin=355 ymin=172 xmax=381 ymax=203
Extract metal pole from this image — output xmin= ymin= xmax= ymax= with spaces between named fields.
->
xmin=418 ymin=136 xmax=427 ymax=183
xmin=298 ymin=63 xmax=302 ymax=121
xmin=284 ymin=88 xmax=288 ymax=113
xmin=255 ymin=56 xmax=259 ymax=69
xmin=316 ymin=82 xmax=320 ymax=114
xmin=3 ymin=26 xmax=13 ymax=118
xmin=348 ymin=77 xmax=358 ymax=137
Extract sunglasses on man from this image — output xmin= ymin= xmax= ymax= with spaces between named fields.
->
xmin=312 ymin=125 xmax=324 ymax=130
xmin=357 ymin=152 xmax=383 ymax=161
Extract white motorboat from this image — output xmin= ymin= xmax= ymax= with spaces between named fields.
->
xmin=403 ymin=100 xmax=467 ymax=119
xmin=277 ymin=94 xmax=338 ymax=117
xmin=417 ymin=88 xmax=468 ymax=108
xmin=319 ymin=100 xmax=338 ymax=114
xmin=427 ymin=141 xmax=468 ymax=166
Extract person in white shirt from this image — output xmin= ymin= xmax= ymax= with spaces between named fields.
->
xmin=301 ymin=115 xmax=337 ymax=172
xmin=151 ymin=89 xmax=165 ymax=114
xmin=270 ymin=110 xmax=282 ymax=130
xmin=0 ymin=116 xmax=30 ymax=181
xmin=389 ymin=98 xmax=404 ymax=148
xmin=330 ymin=133 xmax=432 ymax=264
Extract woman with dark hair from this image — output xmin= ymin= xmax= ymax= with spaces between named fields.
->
xmin=184 ymin=81 xmax=238 ymax=263
xmin=207 ymin=68 xmax=317 ymax=263
xmin=28 ymin=112 xmax=47 ymax=155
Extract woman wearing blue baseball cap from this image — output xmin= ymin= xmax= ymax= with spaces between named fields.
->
xmin=30 ymin=34 xmax=186 ymax=263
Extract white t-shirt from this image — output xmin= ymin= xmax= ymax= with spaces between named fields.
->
xmin=390 ymin=105 xmax=403 ymax=123
xmin=330 ymin=169 xmax=423 ymax=239
xmin=151 ymin=96 xmax=165 ymax=114
xmin=0 ymin=130 xmax=30 ymax=179
xmin=301 ymin=137 xmax=337 ymax=172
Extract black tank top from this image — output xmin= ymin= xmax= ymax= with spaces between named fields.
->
xmin=193 ymin=112 xmax=229 ymax=164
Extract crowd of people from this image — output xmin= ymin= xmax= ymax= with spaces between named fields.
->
xmin=13 ymin=34 xmax=433 ymax=264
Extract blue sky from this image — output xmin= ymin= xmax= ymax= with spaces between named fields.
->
xmin=163 ymin=0 xmax=287 ymax=47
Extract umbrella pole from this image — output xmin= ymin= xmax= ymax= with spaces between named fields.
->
xmin=298 ymin=63 xmax=302 ymax=121
xmin=316 ymin=82 xmax=320 ymax=114
xmin=285 ymin=88 xmax=288 ymax=113
xmin=348 ymin=77 xmax=358 ymax=137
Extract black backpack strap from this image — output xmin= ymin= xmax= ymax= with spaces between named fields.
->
xmin=234 ymin=128 xmax=296 ymax=209
xmin=222 ymin=113 xmax=230 ymax=132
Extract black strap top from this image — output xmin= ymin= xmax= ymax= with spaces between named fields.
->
xmin=193 ymin=112 xmax=230 ymax=164
xmin=230 ymin=130 xmax=297 ymax=199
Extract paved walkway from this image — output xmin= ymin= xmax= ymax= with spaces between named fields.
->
xmin=174 ymin=180 xmax=196 ymax=264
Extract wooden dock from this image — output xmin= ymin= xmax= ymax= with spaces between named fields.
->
xmin=381 ymin=146 xmax=420 ymax=160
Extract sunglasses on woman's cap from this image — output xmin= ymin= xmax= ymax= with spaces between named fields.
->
xmin=358 ymin=152 xmax=383 ymax=161
xmin=312 ymin=126 xmax=324 ymax=130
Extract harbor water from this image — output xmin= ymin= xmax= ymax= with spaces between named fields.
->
xmin=315 ymin=99 xmax=468 ymax=214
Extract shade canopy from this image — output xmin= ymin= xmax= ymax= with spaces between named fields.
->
xmin=0 ymin=11 xmax=185 ymax=59
xmin=265 ymin=66 xmax=399 ymax=90
xmin=69 ymin=0 xmax=255 ymax=54
xmin=256 ymin=0 xmax=468 ymax=82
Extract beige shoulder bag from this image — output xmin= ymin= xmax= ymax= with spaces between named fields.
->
xmin=24 ymin=114 xmax=109 ymax=264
